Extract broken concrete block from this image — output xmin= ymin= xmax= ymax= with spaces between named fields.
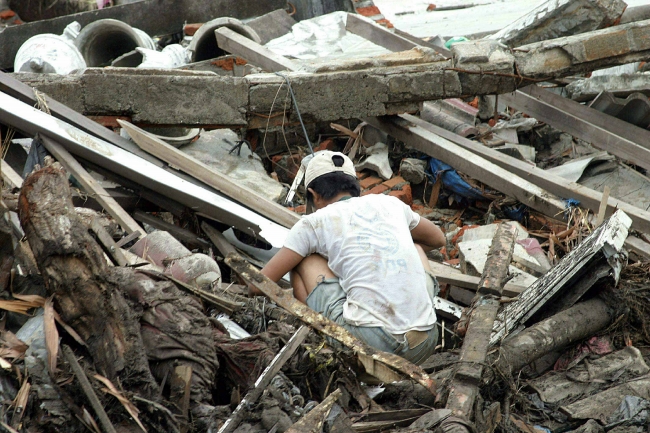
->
xmin=487 ymin=0 xmax=627 ymax=47
xmin=247 ymin=9 xmax=297 ymax=45
xmin=181 ymin=129 xmax=285 ymax=203
xmin=566 ymin=74 xmax=650 ymax=102
xmin=355 ymin=142 xmax=393 ymax=180
xmin=400 ymin=158 xmax=427 ymax=184
xmin=458 ymin=239 xmax=538 ymax=286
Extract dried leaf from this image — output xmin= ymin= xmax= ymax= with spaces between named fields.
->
xmin=80 ymin=407 xmax=101 ymax=433
xmin=94 ymin=374 xmax=147 ymax=433
xmin=0 ymin=356 xmax=11 ymax=370
xmin=44 ymin=296 xmax=59 ymax=374
xmin=0 ymin=300 xmax=41 ymax=315
xmin=53 ymin=311 xmax=86 ymax=347
xmin=13 ymin=380 xmax=30 ymax=423
xmin=1 ymin=332 xmax=28 ymax=353
xmin=11 ymin=294 xmax=46 ymax=305
xmin=0 ymin=421 xmax=19 ymax=433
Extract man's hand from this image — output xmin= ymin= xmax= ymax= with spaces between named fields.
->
xmin=411 ymin=218 xmax=446 ymax=252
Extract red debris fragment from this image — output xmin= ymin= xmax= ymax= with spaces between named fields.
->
xmin=426 ymin=4 xmax=436 ymax=11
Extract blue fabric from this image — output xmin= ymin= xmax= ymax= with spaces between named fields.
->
xmin=426 ymin=158 xmax=487 ymax=204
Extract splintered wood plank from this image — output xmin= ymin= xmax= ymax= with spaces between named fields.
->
xmin=1 ymin=160 xmax=23 ymax=189
xmin=501 ymin=85 xmax=650 ymax=171
xmin=446 ymin=222 xmax=516 ymax=419
xmin=365 ymin=116 xmax=568 ymax=221
xmin=478 ymin=222 xmax=518 ymax=296
xmin=119 ymin=120 xmax=299 ymax=229
xmin=490 ymin=210 xmax=631 ymax=346
xmin=286 ymin=389 xmax=342 ymax=433
xmin=215 ymin=27 xmax=299 ymax=72
xmin=401 ymin=113 xmax=650 ymax=234
xmin=90 ymin=218 xmax=128 ymax=267
xmin=428 ymin=261 xmax=526 ymax=297
xmin=224 ymin=253 xmax=437 ymax=395
xmin=41 ymin=136 xmax=145 ymax=237
xmin=218 ymin=325 xmax=310 ymax=433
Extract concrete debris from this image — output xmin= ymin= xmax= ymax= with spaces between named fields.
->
xmin=487 ymin=0 xmax=627 ymax=48
xmin=4 ymin=1 xmax=650 ymax=432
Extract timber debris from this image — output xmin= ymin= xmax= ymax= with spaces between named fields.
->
xmin=2 ymin=0 xmax=650 ymax=432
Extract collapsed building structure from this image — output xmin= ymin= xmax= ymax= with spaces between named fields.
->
xmin=2 ymin=0 xmax=650 ymax=432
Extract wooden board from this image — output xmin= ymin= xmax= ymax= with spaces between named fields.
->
xmin=119 ymin=120 xmax=299 ymax=230
xmin=41 ymin=136 xmax=145 ymax=237
xmin=346 ymin=14 xmax=418 ymax=52
xmin=500 ymin=86 xmax=650 ymax=172
xmin=490 ymin=210 xmax=631 ymax=346
xmin=1 ymin=160 xmax=23 ymax=189
xmin=402 ymin=113 xmax=650 ymax=236
xmin=215 ymin=27 xmax=299 ymax=72
xmin=428 ymin=261 xmax=526 ymax=297
xmin=365 ymin=116 xmax=568 ymax=220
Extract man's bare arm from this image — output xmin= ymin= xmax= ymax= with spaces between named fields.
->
xmin=410 ymin=218 xmax=445 ymax=252
xmin=248 ymin=247 xmax=304 ymax=296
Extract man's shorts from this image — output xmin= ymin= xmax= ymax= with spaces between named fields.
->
xmin=305 ymin=275 xmax=439 ymax=365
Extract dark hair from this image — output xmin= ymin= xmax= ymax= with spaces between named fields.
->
xmin=306 ymin=172 xmax=360 ymax=206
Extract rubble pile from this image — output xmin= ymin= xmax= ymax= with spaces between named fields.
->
xmin=2 ymin=0 xmax=650 ymax=432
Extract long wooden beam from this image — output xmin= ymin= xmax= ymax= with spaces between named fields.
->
xmin=364 ymin=116 xmax=568 ymax=219
xmin=215 ymin=28 xmax=300 ymax=73
xmin=119 ymin=120 xmax=299 ymax=229
xmin=401 ymin=114 xmax=650 ymax=235
xmin=500 ymin=85 xmax=650 ymax=172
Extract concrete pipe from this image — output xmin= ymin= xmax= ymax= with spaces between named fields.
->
xmin=75 ymin=19 xmax=156 ymax=67
xmin=188 ymin=17 xmax=261 ymax=62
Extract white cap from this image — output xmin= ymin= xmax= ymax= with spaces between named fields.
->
xmin=304 ymin=151 xmax=357 ymax=187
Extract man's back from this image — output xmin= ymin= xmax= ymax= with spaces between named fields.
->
xmin=284 ymin=194 xmax=437 ymax=334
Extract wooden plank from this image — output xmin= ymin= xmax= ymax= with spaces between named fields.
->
xmin=478 ymin=222 xmax=518 ymax=296
xmin=224 ymin=253 xmax=437 ymax=394
xmin=170 ymin=365 xmax=192 ymax=433
xmin=624 ymin=235 xmax=650 ymax=258
xmin=401 ymin=113 xmax=650 ymax=235
xmin=346 ymin=14 xmax=418 ymax=52
xmin=40 ymin=136 xmax=145 ymax=238
xmin=429 ymin=261 xmax=526 ymax=297
xmin=218 ymin=325 xmax=310 ymax=433
xmin=201 ymin=222 xmax=238 ymax=258
xmin=490 ymin=210 xmax=631 ymax=346
xmin=393 ymin=28 xmax=452 ymax=58
xmin=90 ymin=218 xmax=128 ymax=267
xmin=500 ymin=86 xmax=650 ymax=172
xmin=286 ymin=389 xmax=342 ymax=433
xmin=1 ymin=160 xmax=23 ymax=189
xmin=215 ymin=27 xmax=299 ymax=72
xmin=364 ymin=116 xmax=568 ymax=220
xmin=595 ymin=185 xmax=611 ymax=226
xmin=133 ymin=210 xmax=211 ymax=250
xmin=114 ymin=230 xmax=142 ymax=248
xmin=446 ymin=223 xmax=516 ymax=419
xmin=119 ymin=120 xmax=299 ymax=230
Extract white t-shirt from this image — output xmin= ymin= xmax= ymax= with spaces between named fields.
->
xmin=283 ymin=194 xmax=437 ymax=334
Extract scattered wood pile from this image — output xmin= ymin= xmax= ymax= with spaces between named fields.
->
xmin=2 ymin=0 xmax=650 ymax=432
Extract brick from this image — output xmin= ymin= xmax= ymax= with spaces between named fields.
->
xmin=383 ymin=176 xmax=407 ymax=189
xmin=0 ymin=10 xmax=15 ymax=19
xmin=359 ymin=176 xmax=382 ymax=190
xmin=362 ymin=184 xmax=389 ymax=196
xmin=315 ymin=139 xmax=337 ymax=152
xmin=388 ymin=184 xmax=413 ymax=205
xmin=356 ymin=5 xmax=381 ymax=16
xmin=184 ymin=23 xmax=203 ymax=36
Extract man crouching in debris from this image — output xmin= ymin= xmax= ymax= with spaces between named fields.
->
xmin=253 ymin=151 xmax=445 ymax=365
